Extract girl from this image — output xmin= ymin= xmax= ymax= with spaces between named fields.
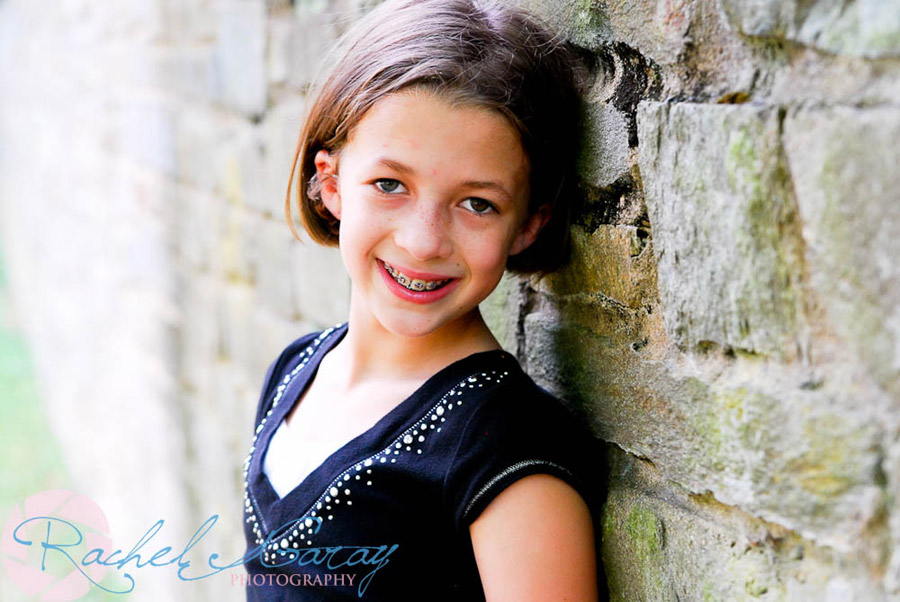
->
xmin=241 ymin=0 xmax=603 ymax=599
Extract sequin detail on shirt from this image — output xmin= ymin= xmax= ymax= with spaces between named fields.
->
xmin=242 ymin=328 xmax=510 ymax=564
xmin=242 ymin=325 xmax=339 ymax=544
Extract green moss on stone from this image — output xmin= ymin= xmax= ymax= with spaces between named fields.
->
xmin=745 ymin=577 xmax=769 ymax=596
xmin=572 ymin=0 xmax=607 ymax=38
xmin=682 ymin=377 xmax=730 ymax=464
xmin=724 ymin=117 xmax=801 ymax=355
xmin=726 ymin=126 xmax=761 ymax=198
xmin=601 ymin=495 xmax=673 ymax=601
xmin=624 ymin=502 xmax=666 ymax=562
xmin=784 ymin=415 xmax=859 ymax=502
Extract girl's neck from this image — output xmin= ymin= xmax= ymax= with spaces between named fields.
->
xmin=325 ymin=305 xmax=501 ymax=392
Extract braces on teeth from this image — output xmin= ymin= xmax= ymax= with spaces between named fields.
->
xmin=383 ymin=262 xmax=451 ymax=292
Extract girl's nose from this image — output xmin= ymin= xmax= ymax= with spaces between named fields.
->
xmin=392 ymin=203 xmax=453 ymax=261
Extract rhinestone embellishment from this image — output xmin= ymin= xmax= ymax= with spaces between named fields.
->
xmin=242 ymin=325 xmax=339 ymax=545
xmin=244 ymin=334 xmax=510 ymax=557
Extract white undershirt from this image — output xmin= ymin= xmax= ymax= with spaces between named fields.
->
xmin=263 ymin=415 xmax=338 ymax=499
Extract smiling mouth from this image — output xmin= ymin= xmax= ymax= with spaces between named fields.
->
xmin=381 ymin=261 xmax=454 ymax=292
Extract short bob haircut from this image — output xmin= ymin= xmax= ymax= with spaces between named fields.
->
xmin=285 ymin=0 xmax=586 ymax=277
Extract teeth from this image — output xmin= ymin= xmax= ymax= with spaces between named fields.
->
xmin=383 ymin=262 xmax=450 ymax=292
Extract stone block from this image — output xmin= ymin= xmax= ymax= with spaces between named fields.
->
xmin=156 ymin=45 xmax=217 ymax=104
xmin=217 ymin=280 xmax=256 ymax=369
xmin=602 ymin=0 xmax=693 ymax=66
xmin=480 ymin=271 xmax=524 ymax=353
xmin=211 ymin=118 xmax=268 ymax=220
xmin=65 ymin=0 xmax=165 ymax=43
xmin=523 ymin=306 xmax=636 ymax=419
xmin=178 ymin=272 xmax=219 ymax=396
xmin=259 ymin=97 xmax=307 ymax=218
xmin=284 ymin=0 xmax=352 ymax=90
xmin=217 ymin=200 xmax=253 ymax=283
xmin=602 ymin=446 xmax=887 ymax=601
xmin=637 ymin=101 xmax=806 ymax=359
xmin=236 ymin=124 xmax=270 ymax=216
xmin=721 ymin=0 xmax=900 ymax=59
xmin=516 ymin=0 xmax=690 ymax=64
xmin=538 ymin=224 xmax=656 ymax=310
xmin=524 ymin=308 xmax=885 ymax=550
xmin=246 ymin=309 xmax=314 ymax=398
xmin=580 ymin=102 xmax=631 ymax=188
xmin=179 ymin=116 xmax=272 ymax=283
xmin=117 ymin=100 xmax=177 ymax=176
xmin=886 ymin=435 xmax=900 ymax=595
xmin=513 ymin=0 xmax=611 ymax=52
xmin=159 ymin=1 xmax=218 ymax=41
xmin=782 ymin=105 xmax=900 ymax=400
xmin=174 ymin=185 xmax=223 ymax=273
xmin=173 ymin=107 xmax=229 ymax=192
xmin=251 ymin=215 xmax=298 ymax=320
xmin=212 ymin=0 xmax=267 ymax=116
xmin=267 ymin=9 xmax=296 ymax=87
xmin=175 ymin=109 xmax=268 ymax=222
xmin=236 ymin=208 xmax=264 ymax=285
xmin=289 ymin=233 xmax=350 ymax=326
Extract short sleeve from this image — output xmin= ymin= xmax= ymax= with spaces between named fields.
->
xmin=442 ymin=382 xmax=602 ymax=533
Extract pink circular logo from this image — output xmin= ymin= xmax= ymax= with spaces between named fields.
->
xmin=2 ymin=490 xmax=112 ymax=601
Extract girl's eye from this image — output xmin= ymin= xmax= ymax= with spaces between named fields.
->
xmin=374 ymin=179 xmax=406 ymax=194
xmin=460 ymin=198 xmax=496 ymax=215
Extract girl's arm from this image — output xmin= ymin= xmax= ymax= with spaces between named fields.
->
xmin=470 ymin=473 xmax=599 ymax=602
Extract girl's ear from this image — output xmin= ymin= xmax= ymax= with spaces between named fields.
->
xmin=509 ymin=204 xmax=551 ymax=256
xmin=314 ymin=149 xmax=341 ymax=220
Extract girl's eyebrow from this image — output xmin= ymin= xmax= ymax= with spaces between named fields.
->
xmin=374 ymin=157 xmax=415 ymax=175
xmin=373 ymin=156 xmax=514 ymax=203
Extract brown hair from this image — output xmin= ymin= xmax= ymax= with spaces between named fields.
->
xmin=285 ymin=0 xmax=586 ymax=276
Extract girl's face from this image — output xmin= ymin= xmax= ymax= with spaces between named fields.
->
xmin=315 ymin=88 xmax=548 ymax=340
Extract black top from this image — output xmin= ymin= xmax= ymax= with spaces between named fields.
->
xmin=241 ymin=323 xmax=603 ymax=601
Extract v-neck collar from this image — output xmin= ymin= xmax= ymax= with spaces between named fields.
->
xmin=249 ymin=323 xmax=517 ymax=532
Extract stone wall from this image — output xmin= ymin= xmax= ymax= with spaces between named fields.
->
xmin=0 ymin=1 xmax=354 ymax=600
xmin=483 ymin=0 xmax=900 ymax=599
xmin=0 ymin=0 xmax=898 ymax=600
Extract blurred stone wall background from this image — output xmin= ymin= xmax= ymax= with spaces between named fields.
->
xmin=0 ymin=1 xmax=353 ymax=599
xmin=0 ymin=0 xmax=898 ymax=600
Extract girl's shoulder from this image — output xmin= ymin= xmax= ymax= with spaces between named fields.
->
xmin=439 ymin=352 xmax=604 ymax=534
